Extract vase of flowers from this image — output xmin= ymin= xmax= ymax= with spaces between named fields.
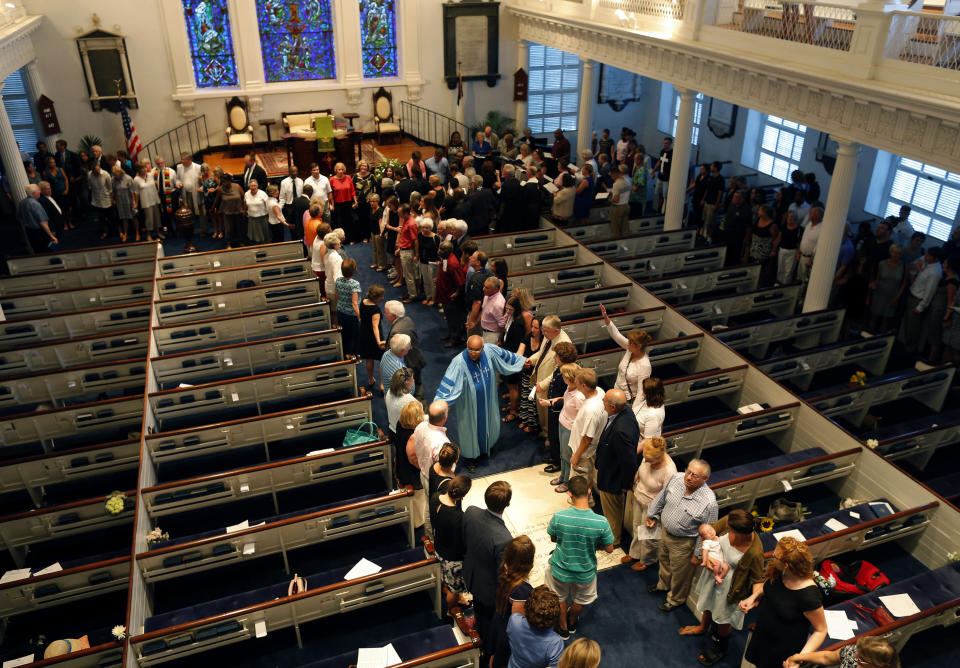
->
xmin=104 ymin=491 xmax=126 ymax=516
xmin=146 ymin=527 xmax=170 ymax=546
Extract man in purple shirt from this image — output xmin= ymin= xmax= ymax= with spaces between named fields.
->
xmin=479 ymin=276 xmax=508 ymax=345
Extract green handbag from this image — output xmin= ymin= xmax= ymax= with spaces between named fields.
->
xmin=342 ymin=421 xmax=380 ymax=447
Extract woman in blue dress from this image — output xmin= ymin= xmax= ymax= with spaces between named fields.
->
xmin=572 ymin=163 xmax=596 ymax=224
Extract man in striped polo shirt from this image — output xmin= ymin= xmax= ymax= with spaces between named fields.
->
xmin=544 ymin=475 xmax=616 ymax=639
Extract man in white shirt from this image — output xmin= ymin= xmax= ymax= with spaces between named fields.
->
xmin=413 ymin=400 xmax=450 ymax=533
xmin=176 ymin=152 xmax=203 ymax=231
xmin=304 ymin=162 xmax=333 ymax=220
xmin=450 ymin=163 xmax=470 ymax=192
xmin=786 ymin=189 xmax=810 ymax=228
xmin=796 ymin=206 xmax=823 ymax=284
xmin=903 ymin=246 xmax=945 ymax=355
xmin=609 ymin=164 xmax=632 ymax=238
xmin=566 ymin=368 xmax=608 ymax=491
xmin=278 ymin=165 xmax=304 ymax=224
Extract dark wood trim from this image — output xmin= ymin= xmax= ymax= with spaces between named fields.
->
xmin=535 ymin=282 xmax=632 ymax=300
xmin=821 ymin=596 xmax=960 ymax=652
xmin=508 ymin=261 xmax=603 ymax=278
xmin=561 ymin=306 xmax=665 ymax=327
xmin=2 ymin=277 xmax=154 ymax=300
xmin=806 ymin=367 xmax=954 ymax=402
xmin=153 ymin=278 xmax=321 ymax=306
xmin=0 ymin=257 xmax=153 ymax=280
xmin=390 ymin=643 xmax=479 ymax=668
xmin=491 ymin=244 xmax=578 ymax=259
xmin=140 ymin=439 xmax=390 ymax=493
xmin=137 ymin=489 xmax=414 ymax=558
xmin=0 ymin=489 xmax=135 ymax=522
xmin=152 ymin=301 xmax=326 ymax=332
xmin=877 ymin=419 xmax=960 ymax=445
xmin=664 ymin=402 xmax=801 ymax=437
xmin=0 ymin=392 xmax=144 ymax=421
xmin=0 ymin=356 xmax=147 ymax=383
xmin=129 ymin=556 xmax=438 ymax=642
xmin=0 ymin=299 xmax=152 ymax=325
xmin=762 ymin=501 xmax=940 ymax=558
xmin=146 ymin=394 xmax=370 ymax=440
xmin=158 ymin=258 xmax=311 ymax=281
xmin=150 ymin=328 xmax=341 ymax=363
xmin=8 ymin=240 xmax=155 ymax=260
xmin=721 ymin=307 xmax=846 ymax=337
xmin=0 ymin=438 xmax=140 ymax=468
xmin=0 ymin=326 xmax=148 ymax=352
xmin=22 ymin=641 xmax=123 ymax=668
xmin=757 ymin=333 xmax=892 ymax=366
xmin=710 ymin=447 xmax=861 ymax=490
xmin=148 ymin=358 xmax=356 ymax=398
xmin=0 ymin=556 xmax=129 ymax=590
xmin=585 ymin=226 xmax=698 ymax=245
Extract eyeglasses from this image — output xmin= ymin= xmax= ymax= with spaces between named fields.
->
xmin=685 ymin=469 xmax=707 ymax=479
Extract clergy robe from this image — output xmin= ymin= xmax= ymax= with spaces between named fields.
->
xmin=434 ymin=343 xmax=526 ymax=459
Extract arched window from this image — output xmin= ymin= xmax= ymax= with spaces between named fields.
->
xmin=182 ymin=0 xmax=239 ymax=88
xmin=359 ymin=0 xmax=398 ymax=78
xmin=254 ymin=0 xmax=336 ymax=82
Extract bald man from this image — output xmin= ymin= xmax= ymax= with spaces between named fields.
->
xmin=594 ymin=388 xmax=641 ymax=545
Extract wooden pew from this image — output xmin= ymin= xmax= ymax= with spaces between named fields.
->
xmin=560 ymin=307 xmax=666 ymax=354
xmin=473 ymin=228 xmax=558 ymax=254
xmin=0 ymin=554 xmax=129 ymax=617
xmin=154 ymin=279 xmax=323 ymax=325
xmin=533 ymin=283 xmax=634 ymax=320
xmin=676 ymin=284 xmax=802 ymax=326
xmin=508 ymin=262 xmax=604 ymax=294
xmin=663 ymin=402 xmax=802 ymax=458
xmin=575 ymin=335 xmax=706 ymax=384
xmin=0 ymin=302 xmax=151 ymax=348
xmin=612 ymin=246 xmax=727 ymax=280
xmin=0 ymin=259 xmax=155 ymax=297
xmin=6 ymin=240 xmax=156 ymax=275
xmin=872 ymin=410 xmax=960 ymax=465
xmin=491 ymin=244 xmax=580 ymax=273
xmin=157 ymin=241 xmax=304 ymax=276
xmin=0 ymin=359 xmax=146 ymax=416
xmin=0 ymin=327 xmax=149 ymax=378
xmin=715 ymin=308 xmax=846 ymax=359
xmin=0 ymin=278 xmax=153 ymax=318
xmin=561 ymin=214 xmax=664 ymax=243
xmin=756 ymin=334 xmax=893 ymax=391
xmin=586 ymin=227 xmax=698 ymax=258
xmin=640 ymin=264 xmax=760 ymax=304
xmin=154 ymin=259 xmax=313 ymax=300
xmin=807 ymin=366 xmax=955 ymax=423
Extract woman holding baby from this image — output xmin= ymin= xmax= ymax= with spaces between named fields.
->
xmin=678 ymin=508 xmax=765 ymax=666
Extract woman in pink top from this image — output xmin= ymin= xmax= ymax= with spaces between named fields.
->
xmin=329 ymin=162 xmax=358 ymax=244
xmin=623 ymin=436 xmax=677 ymax=571
xmin=542 ymin=363 xmax=584 ymax=493
xmin=405 ymin=150 xmax=427 ymax=182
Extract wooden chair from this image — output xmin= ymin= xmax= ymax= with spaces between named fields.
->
xmin=372 ymin=86 xmax=401 ymax=144
xmin=225 ymin=96 xmax=254 ymax=154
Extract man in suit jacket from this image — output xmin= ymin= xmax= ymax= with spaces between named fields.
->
xmin=497 ymin=164 xmax=525 ymax=233
xmin=240 ymin=153 xmax=268 ymax=192
xmin=38 ymin=181 xmax=66 ymax=236
xmin=462 ymin=480 xmax=513 ymax=657
xmin=384 ymin=300 xmax=426 ymax=400
xmin=524 ymin=314 xmax=573 ymax=441
xmin=465 ymin=175 xmax=497 ymax=237
xmin=290 ymin=183 xmax=313 ymax=247
xmin=594 ymin=389 xmax=641 ymax=546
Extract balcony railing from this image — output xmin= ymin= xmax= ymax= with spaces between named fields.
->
xmin=598 ymin=0 xmax=686 ymax=21
xmin=884 ymin=12 xmax=960 ymax=71
xmin=722 ymin=0 xmax=856 ymax=51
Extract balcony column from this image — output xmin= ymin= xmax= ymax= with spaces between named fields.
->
xmin=575 ymin=59 xmax=595 ymax=163
xmin=664 ymin=88 xmax=696 ymax=231
xmin=803 ymin=138 xmax=860 ymax=312
xmin=515 ymin=40 xmax=528 ymax=133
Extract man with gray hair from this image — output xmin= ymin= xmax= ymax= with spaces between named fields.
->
xmin=646 ymin=458 xmax=717 ymax=612
xmin=594 ymin=389 xmax=640 ymax=546
xmin=525 ymin=315 xmax=573 ymax=438
xmin=16 ymin=184 xmax=57 ymax=253
xmin=413 ymin=399 xmax=450 ymax=534
xmin=498 ymin=163 xmax=525 ymax=233
xmin=465 ymin=173 xmax=497 ymax=237
xmin=479 ymin=276 xmax=508 ymax=345
xmin=384 ymin=300 xmax=426 ymax=400
xmin=379 ymin=333 xmax=412 ymax=394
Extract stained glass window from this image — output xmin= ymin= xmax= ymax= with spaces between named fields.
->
xmin=359 ymin=0 xmax=398 ymax=78
xmin=255 ymin=0 xmax=336 ymax=82
xmin=182 ymin=0 xmax=239 ymax=88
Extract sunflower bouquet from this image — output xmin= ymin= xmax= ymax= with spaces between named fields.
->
xmin=849 ymin=371 xmax=867 ymax=386
xmin=104 ymin=491 xmax=126 ymax=516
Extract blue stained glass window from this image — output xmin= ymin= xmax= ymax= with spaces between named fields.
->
xmin=255 ymin=0 xmax=336 ymax=82
xmin=359 ymin=0 xmax=398 ymax=78
xmin=182 ymin=0 xmax=239 ymax=88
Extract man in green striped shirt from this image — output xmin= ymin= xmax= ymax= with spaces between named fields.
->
xmin=545 ymin=475 xmax=615 ymax=639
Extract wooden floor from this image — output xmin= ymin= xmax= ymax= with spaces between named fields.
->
xmin=201 ymin=137 xmax=418 ymax=178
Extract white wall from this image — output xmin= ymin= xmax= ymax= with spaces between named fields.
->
xmin=23 ymin=0 xmax=518 ymax=154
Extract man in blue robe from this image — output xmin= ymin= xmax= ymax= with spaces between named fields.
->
xmin=435 ymin=336 xmax=526 ymax=461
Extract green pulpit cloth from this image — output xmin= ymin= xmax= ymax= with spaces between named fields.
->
xmin=314 ymin=115 xmax=334 ymax=152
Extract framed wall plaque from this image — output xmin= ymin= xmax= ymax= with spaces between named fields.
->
xmin=443 ymin=2 xmax=501 ymax=89
xmin=597 ymin=64 xmax=642 ymax=111
xmin=707 ymin=98 xmax=738 ymax=139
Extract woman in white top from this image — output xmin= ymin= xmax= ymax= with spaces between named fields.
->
xmin=634 ymin=377 xmax=666 ymax=440
xmin=385 ymin=367 xmax=416 ymax=435
xmin=600 ymin=304 xmax=653 ymax=408
xmin=265 ymin=184 xmax=292 ymax=243
xmin=132 ymin=163 xmax=160 ymax=241
xmin=623 ymin=435 xmax=677 ymax=570
xmin=552 ymin=173 xmax=576 ymax=222
xmin=322 ymin=231 xmax=343 ymax=325
xmin=244 ymin=179 xmax=270 ymax=244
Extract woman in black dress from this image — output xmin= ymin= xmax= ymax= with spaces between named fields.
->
xmin=359 ymin=284 xmax=386 ymax=388
xmin=500 ymin=297 xmax=529 ymax=424
xmin=428 ymin=442 xmax=459 ymax=528
xmin=739 ymin=537 xmax=827 ymax=668
xmin=518 ymin=318 xmax=542 ymax=434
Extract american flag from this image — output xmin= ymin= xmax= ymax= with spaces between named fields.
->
xmin=119 ymin=97 xmax=142 ymax=159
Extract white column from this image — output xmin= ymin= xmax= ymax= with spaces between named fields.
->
xmin=515 ymin=40 xmax=528 ymax=133
xmin=664 ymin=88 xmax=696 ymax=231
xmin=803 ymin=138 xmax=860 ymax=312
xmin=575 ymin=59 xmax=595 ymax=162
xmin=0 ymin=96 xmax=28 ymax=203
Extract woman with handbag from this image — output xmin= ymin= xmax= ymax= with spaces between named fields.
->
xmin=676 ymin=508 xmax=765 ymax=666
xmin=738 ymin=537 xmax=827 ymax=668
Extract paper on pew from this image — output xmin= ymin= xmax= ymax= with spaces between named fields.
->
xmin=0 ymin=569 xmax=31 ymax=584
xmin=0 ymin=303 xmax=5 ymax=322
xmin=824 ymin=518 xmax=848 ymax=532
xmin=357 ymin=647 xmax=388 ymax=668
xmin=780 ymin=479 xmax=793 ymax=492
xmin=226 ymin=520 xmax=249 ymax=534
xmin=307 ymin=448 xmax=335 ymax=456
xmin=34 ymin=562 xmax=62 ymax=576
xmin=824 ymin=609 xmax=857 ymax=640
xmin=178 ymin=383 xmax=193 ymax=389
xmin=879 ymin=593 xmax=921 ymax=617
xmin=3 ymin=655 xmax=35 ymax=668
xmin=595 ymin=192 xmax=610 ymax=200
xmin=345 ymin=558 xmax=382 ymax=580
xmin=869 ymin=501 xmax=895 ymax=517
xmin=254 ymin=620 xmax=267 ymax=638
xmin=773 ymin=529 xmax=806 ymax=542
xmin=243 ymin=543 xmax=256 ymax=555
xmin=737 ymin=404 xmax=763 ymax=414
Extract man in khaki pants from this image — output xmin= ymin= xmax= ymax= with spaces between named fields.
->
xmin=645 ymin=459 xmax=717 ymax=612
xmin=523 ymin=315 xmax=572 ymax=441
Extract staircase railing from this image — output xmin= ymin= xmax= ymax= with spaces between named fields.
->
xmin=399 ymin=101 xmax=470 ymax=150
xmin=141 ymin=115 xmax=210 ymax=165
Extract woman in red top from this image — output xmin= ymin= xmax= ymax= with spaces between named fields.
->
xmin=436 ymin=240 xmax=466 ymax=344
xmin=330 ymin=162 xmax=358 ymax=244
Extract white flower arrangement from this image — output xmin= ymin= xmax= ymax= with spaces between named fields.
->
xmin=112 ymin=625 xmax=127 ymax=640
xmin=948 ymin=551 xmax=960 ymax=562
xmin=866 ymin=439 xmax=879 ymax=450
xmin=104 ymin=491 xmax=126 ymax=516
xmin=146 ymin=527 xmax=170 ymax=546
